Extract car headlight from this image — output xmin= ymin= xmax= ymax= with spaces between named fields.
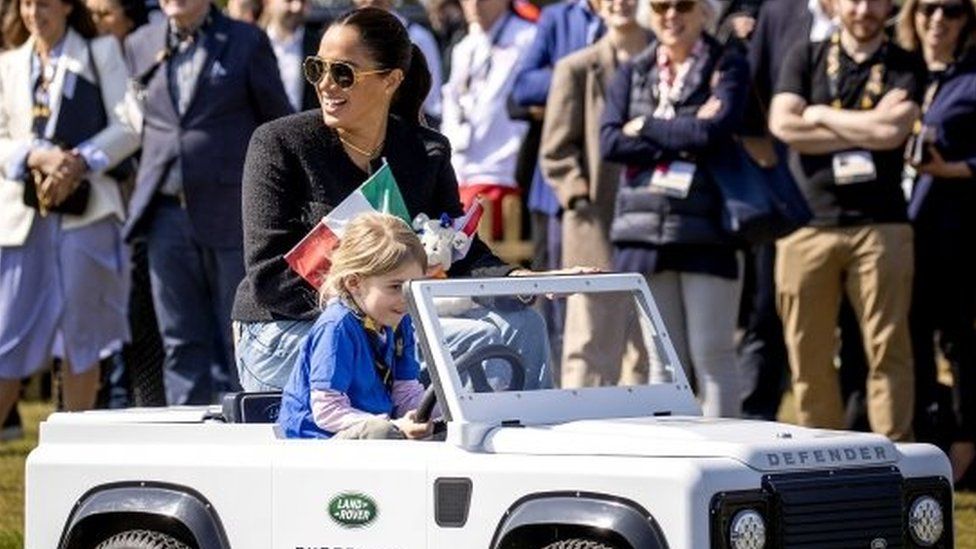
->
xmin=729 ymin=509 xmax=766 ymax=549
xmin=908 ymin=495 xmax=944 ymax=546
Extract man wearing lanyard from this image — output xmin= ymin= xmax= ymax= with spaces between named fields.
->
xmin=440 ymin=0 xmax=536 ymax=233
xmin=736 ymin=0 xmax=840 ymax=424
xmin=768 ymin=0 xmax=924 ymax=441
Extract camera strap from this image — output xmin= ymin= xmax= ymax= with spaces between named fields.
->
xmin=911 ymin=77 xmax=942 ymax=136
xmin=901 ymin=75 xmax=942 ymax=199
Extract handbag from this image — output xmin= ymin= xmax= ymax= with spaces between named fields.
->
xmin=707 ymin=140 xmax=812 ymax=245
xmin=20 ymin=47 xmax=94 ymax=215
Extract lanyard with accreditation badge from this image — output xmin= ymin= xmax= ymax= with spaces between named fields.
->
xmin=826 ymin=32 xmax=888 ymax=185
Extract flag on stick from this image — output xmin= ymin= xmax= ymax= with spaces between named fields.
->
xmin=284 ymin=160 xmax=410 ymax=288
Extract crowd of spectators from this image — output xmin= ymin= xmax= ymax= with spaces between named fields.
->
xmin=0 ymin=0 xmax=973 ymax=486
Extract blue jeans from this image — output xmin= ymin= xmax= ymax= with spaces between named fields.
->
xmin=446 ymin=306 xmax=552 ymax=390
xmin=146 ymin=202 xmax=243 ymax=405
xmin=235 ymin=305 xmax=552 ymax=392
xmin=235 ymin=319 xmax=315 ymax=391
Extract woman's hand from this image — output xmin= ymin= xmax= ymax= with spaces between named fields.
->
xmin=29 ymin=148 xmax=86 ymax=179
xmin=917 ymin=147 xmax=974 ymax=179
xmin=508 ymin=265 xmax=603 ymax=277
xmin=622 ymin=116 xmax=646 ymax=137
xmin=696 ymin=96 xmax=723 ymax=120
xmin=392 ymin=410 xmax=433 ymax=440
xmin=27 ymin=147 xmax=66 ymax=175
xmin=37 ymin=152 xmax=86 ymax=207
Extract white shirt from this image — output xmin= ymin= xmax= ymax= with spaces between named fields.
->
xmin=441 ymin=13 xmax=536 ymax=187
xmin=268 ymin=26 xmax=305 ymax=112
xmin=808 ymin=0 xmax=837 ymax=41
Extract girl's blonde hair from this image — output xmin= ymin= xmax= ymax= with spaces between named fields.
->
xmin=320 ymin=213 xmax=428 ymax=307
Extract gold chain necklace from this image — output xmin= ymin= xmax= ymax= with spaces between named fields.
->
xmin=337 ymin=131 xmax=384 ymax=159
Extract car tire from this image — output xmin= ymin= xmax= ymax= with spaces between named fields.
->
xmin=541 ymin=539 xmax=617 ymax=549
xmin=94 ymin=529 xmax=191 ymax=549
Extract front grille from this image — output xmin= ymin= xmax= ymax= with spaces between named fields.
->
xmin=764 ymin=466 xmax=904 ymax=548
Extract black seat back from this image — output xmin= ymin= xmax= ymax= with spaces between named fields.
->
xmin=222 ymin=391 xmax=283 ymax=424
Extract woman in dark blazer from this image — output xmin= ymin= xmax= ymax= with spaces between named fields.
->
xmin=231 ymin=7 xmax=550 ymax=392
xmin=600 ymin=0 xmax=749 ymax=417
xmin=898 ymin=0 xmax=976 ymax=486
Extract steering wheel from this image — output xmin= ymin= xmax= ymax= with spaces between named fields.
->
xmin=415 ymin=344 xmax=528 ymax=423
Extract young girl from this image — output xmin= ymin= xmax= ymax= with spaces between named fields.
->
xmin=278 ymin=213 xmax=432 ymax=439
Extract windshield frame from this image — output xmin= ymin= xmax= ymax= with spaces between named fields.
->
xmin=406 ymin=274 xmax=701 ymax=428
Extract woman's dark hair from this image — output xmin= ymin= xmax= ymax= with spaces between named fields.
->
xmin=332 ymin=7 xmax=432 ymax=125
xmin=67 ymin=0 xmax=99 ymax=39
xmin=4 ymin=0 xmax=98 ymax=47
xmin=117 ymin=0 xmax=148 ymax=31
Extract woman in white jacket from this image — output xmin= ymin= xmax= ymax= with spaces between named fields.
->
xmin=0 ymin=0 xmax=139 ymax=418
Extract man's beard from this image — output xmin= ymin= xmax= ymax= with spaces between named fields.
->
xmin=846 ymin=16 xmax=884 ymax=42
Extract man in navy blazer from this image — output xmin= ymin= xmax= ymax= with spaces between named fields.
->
xmin=510 ymin=0 xmax=603 ymax=249
xmin=123 ymin=0 xmax=292 ymax=405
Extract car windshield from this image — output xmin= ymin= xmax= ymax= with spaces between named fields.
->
xmin=408 ymin=274 xmax=700 ymax=426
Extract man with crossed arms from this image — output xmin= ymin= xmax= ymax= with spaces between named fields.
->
xmin=769 ymin=0 xmax=924 ymax=441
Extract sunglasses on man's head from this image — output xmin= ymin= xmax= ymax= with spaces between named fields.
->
xmin=917 ymin=2 xmax=967 ymax=18
xmin=303 ymin=56 xmax=391 ymax=89
xmin=649 ymin=0 xmax=696 ymax=14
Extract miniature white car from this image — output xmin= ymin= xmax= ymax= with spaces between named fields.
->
xmin=26 ymin=274 xmax=953 ymax=549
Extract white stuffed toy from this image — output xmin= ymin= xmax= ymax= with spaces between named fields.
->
xmin=413 ymin=202 xmax=484 ymax=316
xmin=412 ymin=200 xmax=483 ymax=278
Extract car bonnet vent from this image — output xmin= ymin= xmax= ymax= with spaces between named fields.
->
xmin=435 ymin=478 xmax=473 ymax=527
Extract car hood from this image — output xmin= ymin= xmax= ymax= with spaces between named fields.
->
xmin=481 ymin=416 xmax=899 ymax=472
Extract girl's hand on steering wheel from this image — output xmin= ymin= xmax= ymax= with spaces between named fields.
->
xmin=392 ymin=410 xmax=432 ymax=439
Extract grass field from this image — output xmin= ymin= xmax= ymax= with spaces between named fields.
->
xmin=1 ymin=400 xmax=974 ymax=549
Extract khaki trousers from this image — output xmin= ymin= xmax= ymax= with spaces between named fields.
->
xmin=560 ymin=208 xmax=646 ymax=388
xmin=775 ymin=224 xmax=915 ymax=441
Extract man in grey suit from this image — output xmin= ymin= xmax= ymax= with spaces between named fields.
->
xmin=123 ymin=0 xmax=292 ymax=405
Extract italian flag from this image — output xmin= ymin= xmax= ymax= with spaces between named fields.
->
xmin=284 ymin=160 xmax=410 ymax=288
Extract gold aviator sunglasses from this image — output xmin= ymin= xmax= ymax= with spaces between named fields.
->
xmin=303 ymin=56 xmax=391 ymax=89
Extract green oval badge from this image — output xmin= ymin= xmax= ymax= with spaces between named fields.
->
xmin=328 ymin=492 xmax=378 ymax=528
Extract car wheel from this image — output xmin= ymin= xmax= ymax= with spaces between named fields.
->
xmin=541 ymin=538 xmax=617 ymax=549
xmin=94 ymin=529 xmax=192 ymax=549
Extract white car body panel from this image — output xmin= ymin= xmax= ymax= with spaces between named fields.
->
xmin=25 ymin=275 xmax=953 ymax=549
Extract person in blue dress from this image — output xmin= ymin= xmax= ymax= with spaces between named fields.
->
xmin=279 ymin=213 xmax=432 ymax=440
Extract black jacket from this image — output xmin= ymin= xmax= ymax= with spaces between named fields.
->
xmin=600 ymin=36 xmax=749 ymax=246
xmin=232 ymin=111 xmax=514 ymax=321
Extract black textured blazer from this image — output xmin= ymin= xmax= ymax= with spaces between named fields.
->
xmin=232 ymin=111 xmax=514 ymax=321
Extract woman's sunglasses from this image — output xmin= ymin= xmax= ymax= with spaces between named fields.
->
xmin=303 ymin=56 xmax=391 ymax=89
xmin=917 ymin=2 xmax=967 ymax=18
xmin=649 ymin=0 xmax=697 ymax=15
